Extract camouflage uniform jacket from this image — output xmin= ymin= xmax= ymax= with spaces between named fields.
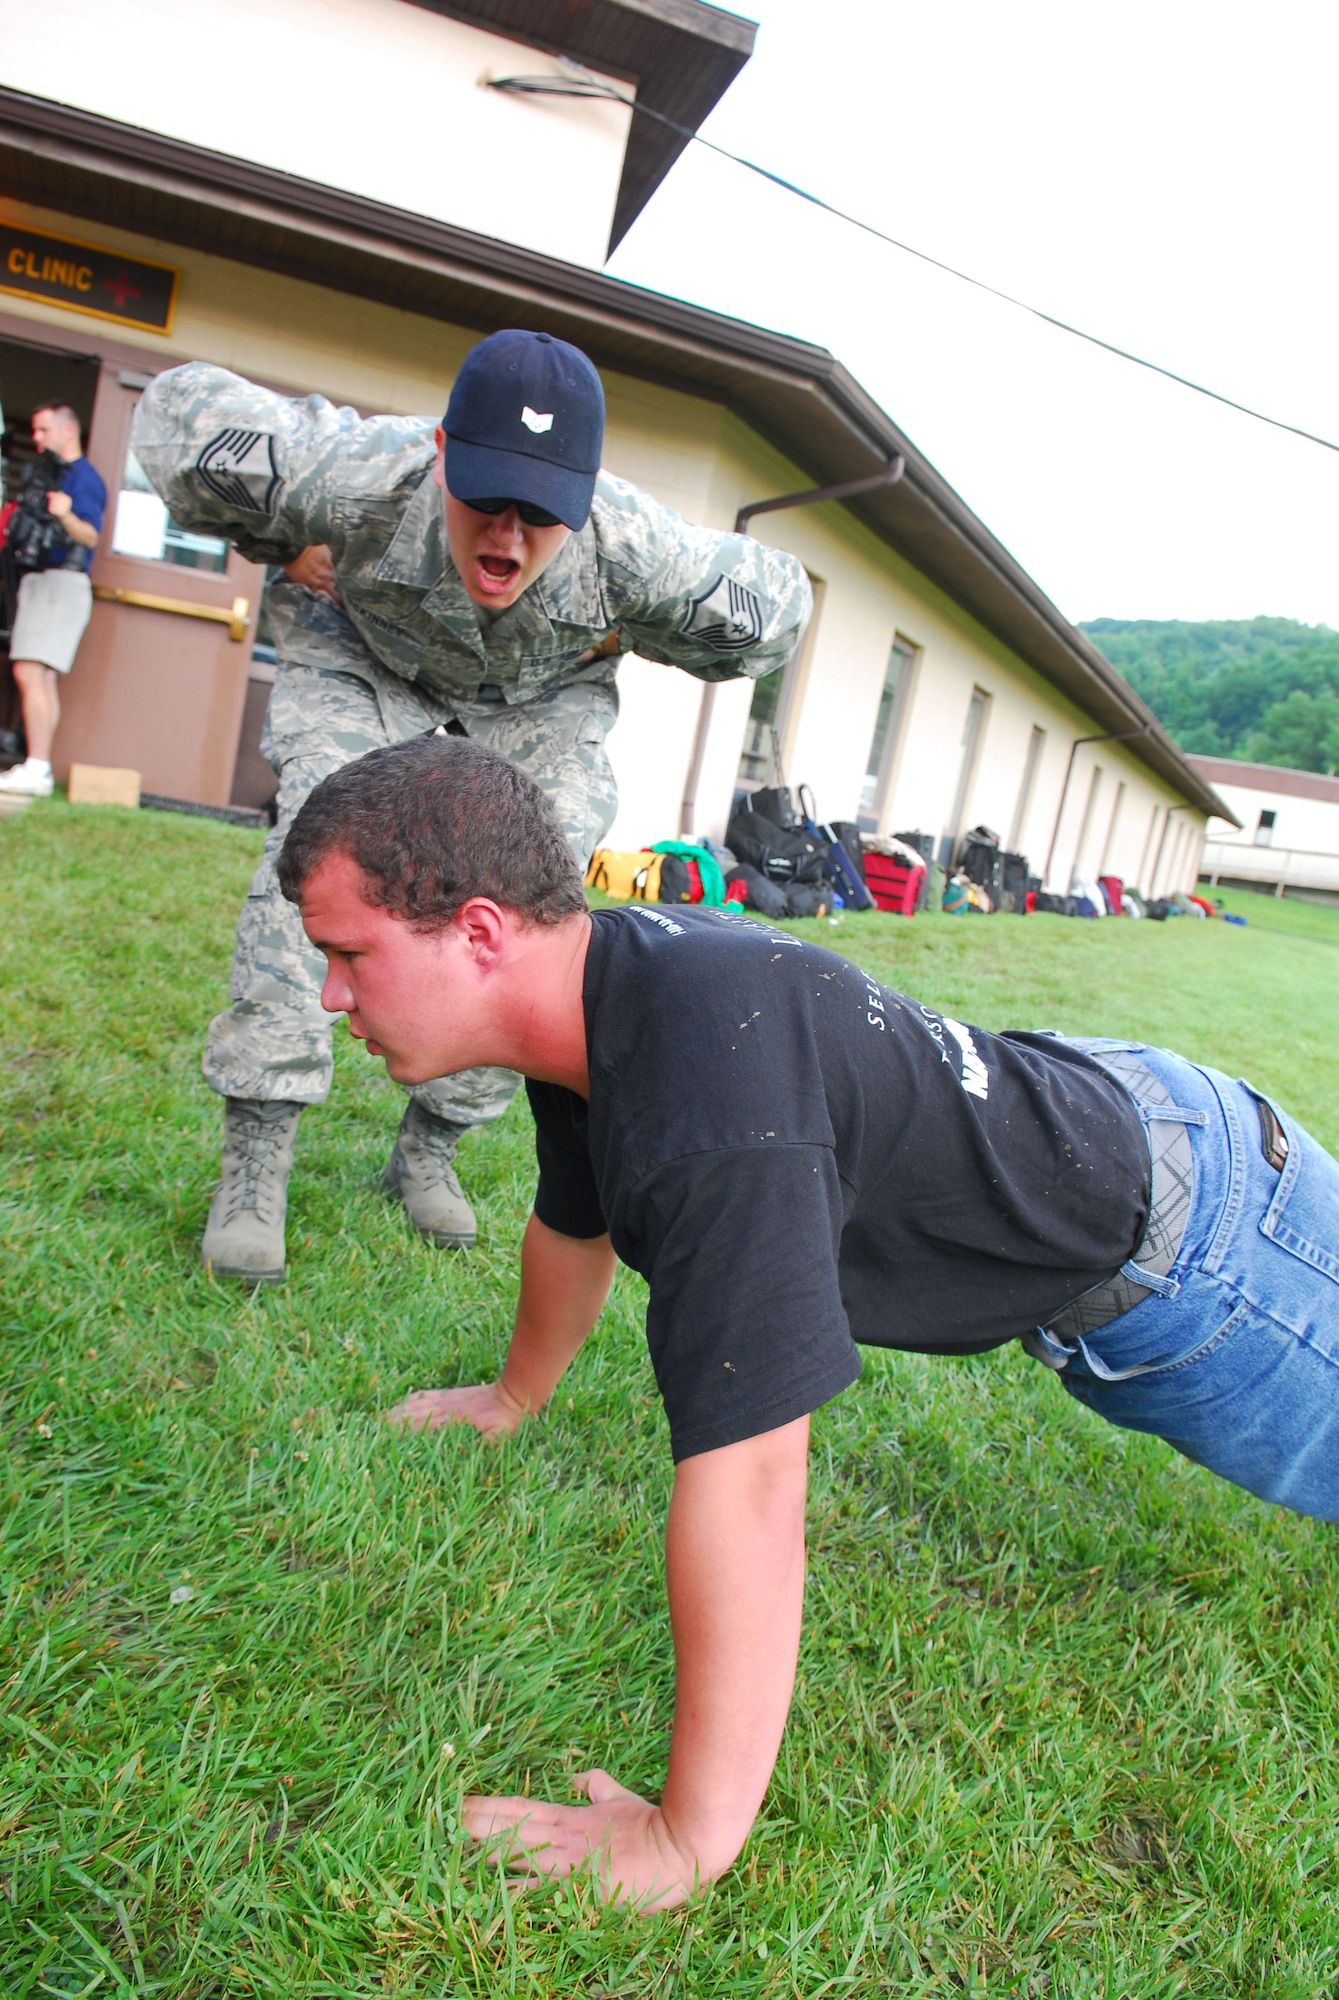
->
xmin=131 ymin=364 xmax=812 ymax=712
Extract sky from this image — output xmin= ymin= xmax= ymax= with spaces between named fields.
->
xmin=606 ymin=0 xmax=1339 ymax=632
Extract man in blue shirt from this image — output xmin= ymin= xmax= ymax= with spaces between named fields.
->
xmin=0 ymin=401 xmax=106 ymax=798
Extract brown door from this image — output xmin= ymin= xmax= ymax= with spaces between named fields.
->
xmin=54 ymin=363 xmax=265 ymax=805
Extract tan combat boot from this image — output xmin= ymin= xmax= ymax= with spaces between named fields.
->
xmin=382 ymin=1099 xmax=477 ymax=1249
xmin=201 ymin=1098 xmax=302 ymax=1285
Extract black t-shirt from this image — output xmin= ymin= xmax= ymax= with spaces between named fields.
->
xmin=527 ymin=906 xmax=1149 ymax=1462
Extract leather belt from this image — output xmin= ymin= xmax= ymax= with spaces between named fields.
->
xmin=1040 ymin=1048 xmax=1196 ymax=1343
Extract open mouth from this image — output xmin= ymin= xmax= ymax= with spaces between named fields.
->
xmin=475 ymin=554 xmax=521 ymax=596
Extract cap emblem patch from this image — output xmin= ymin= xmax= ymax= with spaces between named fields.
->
xmin=521 ymin=406 xmax=554 ymax=434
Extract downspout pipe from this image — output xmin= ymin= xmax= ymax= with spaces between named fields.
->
xmin=732 ymin=456 xmax=907 ymax=536
xmin=1043 ymin=724 xmax=1154 ymax=889
xmin=678 ymin=456 xmax=906 ymax=837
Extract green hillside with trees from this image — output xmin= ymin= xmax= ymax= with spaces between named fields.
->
xmin=1081 ymin=617 xmax=1339 ymax=773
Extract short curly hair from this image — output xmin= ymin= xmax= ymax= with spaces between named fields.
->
xmin=276 ymin=735 xmax=587 ymax=930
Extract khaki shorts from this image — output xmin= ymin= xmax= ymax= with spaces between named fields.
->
xmin=10 ymin=567 xmax=94 ymax=674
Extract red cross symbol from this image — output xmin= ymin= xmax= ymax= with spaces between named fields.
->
xmin=103 ymin=269 xmax=141 ymax=312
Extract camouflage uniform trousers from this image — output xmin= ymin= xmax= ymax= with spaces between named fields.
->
xmin=203 ymin=584 xmax=618 ymax=1125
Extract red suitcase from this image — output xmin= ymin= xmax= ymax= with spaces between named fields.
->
xmin=863 ymin=853 xmax=926 ymax=916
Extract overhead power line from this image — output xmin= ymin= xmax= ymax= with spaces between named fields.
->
xmin=490 ymin=72 xmax=1339 ymax=457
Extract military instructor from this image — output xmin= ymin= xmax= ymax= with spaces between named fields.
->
xmin=133 ymin=330 xmax=811 ymax=1283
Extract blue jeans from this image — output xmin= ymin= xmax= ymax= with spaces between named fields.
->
xmin=1026 ymin=1041 xmax=1339 ymax=1522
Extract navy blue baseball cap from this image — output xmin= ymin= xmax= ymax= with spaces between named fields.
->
xmin=443 ymin=329 xmax=605 ymax=531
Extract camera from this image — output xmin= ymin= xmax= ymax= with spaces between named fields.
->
xmin=6 ymin=448 xmax=71 ymax=573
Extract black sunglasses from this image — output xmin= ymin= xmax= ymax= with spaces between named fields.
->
xmin=462 ymin=496 xmax=565 ymax=529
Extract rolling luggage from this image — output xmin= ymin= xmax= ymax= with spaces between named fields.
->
xmin=864 ymin=852 xmax=926 ymax=916
xmin=797 ymin=786 xmax=873 ymax=911
xmin=999 ymin=849 xmax=1030 ymax=913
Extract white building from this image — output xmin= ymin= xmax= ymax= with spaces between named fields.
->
xmin=1191 ymin=756 xmax=1339 ymax=900
xmin=0 ymin=0 xmax=1229 ymax=891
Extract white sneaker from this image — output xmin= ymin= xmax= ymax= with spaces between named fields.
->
xmin=0 ymin=760 xmax=54 ymax=797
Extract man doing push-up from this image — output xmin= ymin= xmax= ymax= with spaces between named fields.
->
xmin=278 ymin=734 xmax=1339 ymax=1909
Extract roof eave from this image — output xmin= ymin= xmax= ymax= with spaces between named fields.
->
xmin=406 ymin=0 xmax=755 ymax=253
xmin=0 ymin=88 xmax=1230 ymax=822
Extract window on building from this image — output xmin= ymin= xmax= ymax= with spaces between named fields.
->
xmin=1254 ymin=808 xmax=1277 ymax=847
xmin=943 ymin=685 xmax=991 ymax=860
xmin=737 ymin=660 xmax=788 ymax=787
xmin=1071 ymin=764 xmax=1103 ymax=882
xmin=1147 ymin=808 xmax=1175 ymax=896
xmin=1135 ymin=803 xmax=1159 ymax=892
xmin=857 ymin=634 xmax=919 ymax=831
xmin=1007 ymin=725 xmax=1045 ymax=851
xmin=111 ymin=442 xmax=230 ymax=574
xmin=736 ymin=573 xmax=824 ymax=790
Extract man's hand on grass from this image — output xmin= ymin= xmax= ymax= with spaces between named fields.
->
xmin=384 ymin=1381 xmax=524 ymax=1438
xmin=463 ymin=1768 xmax=701 ymax=1910
xmin=385 ymin=1220 xmax=615 ymax=1444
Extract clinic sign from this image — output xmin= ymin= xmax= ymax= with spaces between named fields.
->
xmin=0 ymin=224 xmax=177 ymax=334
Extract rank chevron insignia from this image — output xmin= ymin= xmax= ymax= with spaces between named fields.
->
xmin=683 ymin=573 xmax=764 ymax=651
xmin=195 ymin=428 xmax=282 ymax=513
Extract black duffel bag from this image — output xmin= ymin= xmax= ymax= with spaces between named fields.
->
xmin=727 ymin=801 xmax=828 ymax=886
xmin=724 ymin=862 xmax=788 ymax=918
xmin=783 ymin=881 xmax=830 ymax=918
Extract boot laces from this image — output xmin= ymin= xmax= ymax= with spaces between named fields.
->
xmin=220 ymin=1118 xmax=289 ymax=1225
xmin=402 ymin=1110 xmax=465 ymax=1191
xmin=404 ymin=1134 xmax=464 ymax=1194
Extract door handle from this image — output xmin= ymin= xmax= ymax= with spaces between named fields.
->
xmin=93 ymin=585 xmax=251 ymax=643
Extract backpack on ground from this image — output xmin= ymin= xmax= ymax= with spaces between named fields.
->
xmin=726 ymin=800 xmax=828 ymax=885
xmin=657 ymin=853 xmax=701 ymax=903
xmin=957 ymin=825 xmax=1004 ymax=908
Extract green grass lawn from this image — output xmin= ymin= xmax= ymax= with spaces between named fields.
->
xmin=2 ymin=802 xmax=1337 ymax=1998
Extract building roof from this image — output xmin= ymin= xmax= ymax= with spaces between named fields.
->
xmin=418 ymin=0 xmax=756 ymax=255
xmin=0 ymin=84 xmax=1231 ymax=823
xmin=1188 ymin=756 xmax=1339 ymax=807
